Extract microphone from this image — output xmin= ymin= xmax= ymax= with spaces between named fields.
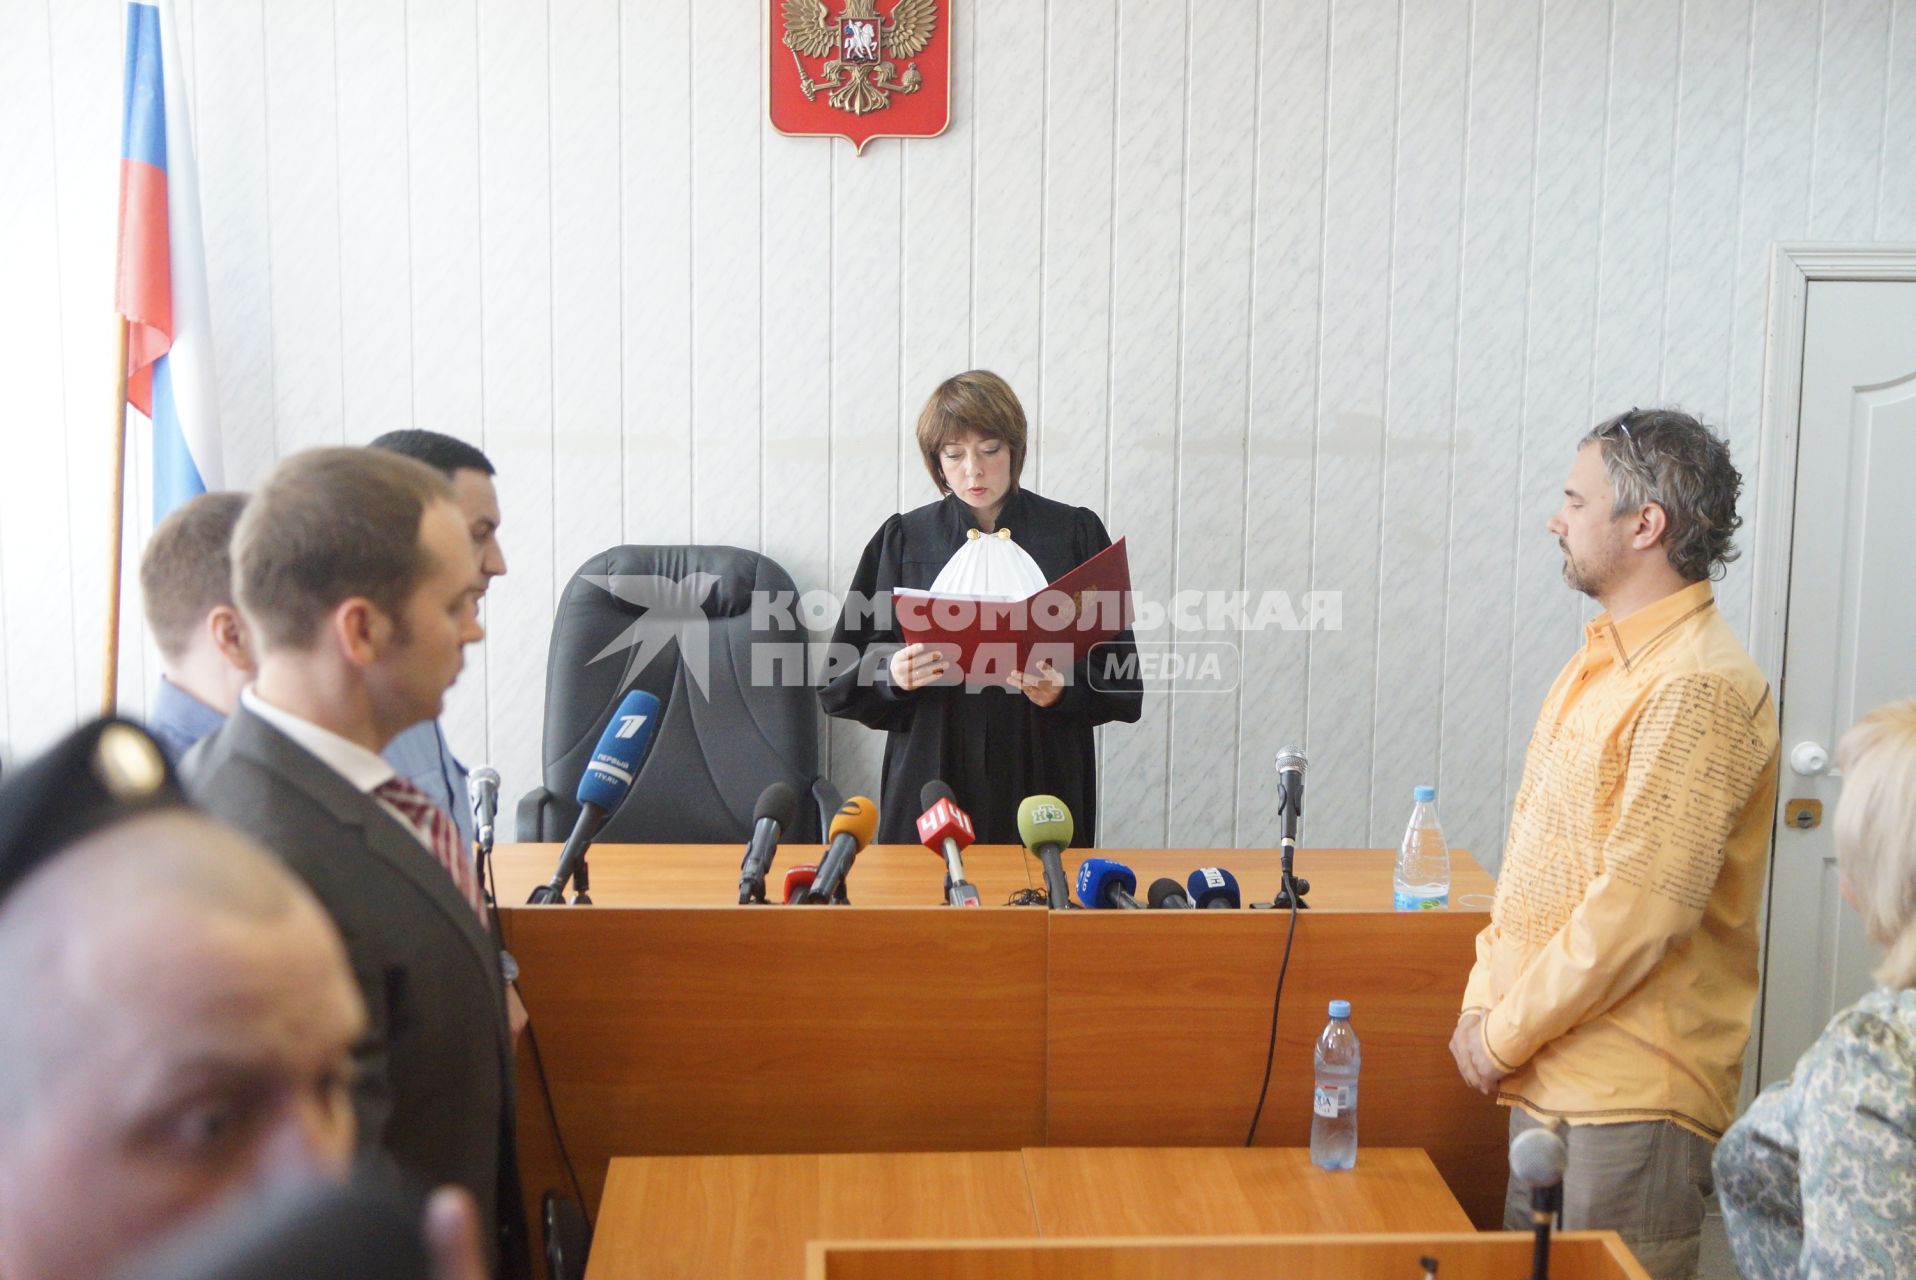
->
xmin=738 ymin=781 xmax=801 ymax=904
xmin=529 ymin=689 xmax=662 ymax=904
xmin=804 ymin=796 xmax=878 ymax=904
xmin=1269 ymin=746 xmax=1311 ymax=909
xmin=1016 ymin=794 xmax=1075 ymax=909
xmin=916 ymin=781 xmax=981 ymax=907
xmin=1075 ymin=857 xmax=1143 ymax=909
xmin=1147 ymin=877 xmax=1193 ymax=908
xmin=467 ymin=766 xmax=499 ymax=855
xmin=1186 ymin=865 xmax=1241 ymax=909
xmin=782 ymin=863 xmax=819 ymax=904
xmin=1511 ymin=1126 xmax=1569 ymax=1280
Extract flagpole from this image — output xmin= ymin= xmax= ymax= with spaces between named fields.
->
xmin=103 ymin=316 xmax=129 ymax=716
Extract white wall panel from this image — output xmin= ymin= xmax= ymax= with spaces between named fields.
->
xmin=8 ymin=0 xmax=1914 ymax=862
xmin=1502 ymin=0 xmax=1611 ymax=833
xmin=0 ymin=0 xmax=79 ymax=758
xmin=551 ymin=0 xmax=625 ymax=584
xmin=1166 ymin=0 xmax=1257 ymax=848
xmin=262 ymin=0 xmax=345 ymax=451
xmin=1438 ymin=0 xmax=1539 ymax=874
xmin=621 ymin=0 xmax=694 ymax=544
xmin=1100 ymin=0 xmax=1188 ymax=847
xmin=1305 ymin=0 xmax=1397 ymax=849
xmin=477 ymin=0 xmax=553 ymax=801
xmin=407 ymin=0 xmax=488 ymax=764
xmin=335 ymin=0 xmax=413 ymax=438
xmin=1234 ymin=0 xmax=1329 ymax=850
xmin=1810 ymin=0 xmax=1891 ymax=239
xmin=1036 ymin=0 xmax=1114 ymax=514
xmin=1369 ymin=0 xmax=1469 ymax=846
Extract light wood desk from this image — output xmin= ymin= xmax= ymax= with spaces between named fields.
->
xmin=497 ymin=846 xmax=1508 ymax=1246
xmin=492 ymin=842 xmax=1496 ymax=910
xmin=584 ymin=1147 xmax=1472 ymax=1280
xmin=808 ymin=1232 xmax=1653 ymax=1280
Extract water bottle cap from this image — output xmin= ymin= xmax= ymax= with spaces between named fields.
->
xmin=1414 ymin=785 xmax=1436 ymax=802
xmin=1328 ymin=999 xmax=1351 ymax=1019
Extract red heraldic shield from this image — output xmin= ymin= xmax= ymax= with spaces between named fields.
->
xmin=771 ymin=0 xmax=952 ymax=153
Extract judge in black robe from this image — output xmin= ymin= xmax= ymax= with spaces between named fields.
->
xmin=818 ymin=373 xmax=1141 ymax=848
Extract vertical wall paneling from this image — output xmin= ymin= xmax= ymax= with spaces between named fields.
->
xmin=550 ymin=0 xmax=625 ymax=586
xmin=197 ymin=0 xmax=276 ymax=490
xmin=1036 ymin=0 xmax=1115 ymax=516
xmin=1501 ymin=0 xmax=1613 ymax=830
xmin=1590 ymin=0 xmax=1681 ymax=416
xmin=48 ymin=0 xmax=124 ymax=724
xmin=1663 ymin=0 xmax=1754 ymax=642
xmin=1726 ymin=0 xmax=1820 ymax=645
xmin=621 ymin=0 xmax=694 ymax=543
xmin=1438 ymin=0 xmax=1540 ymax=874
xmin=969 ymin=0 xmax=1044 ymax=416
xmin=1305 ymin=0 xmax=1399 ymax=849
xmin=335 ymin=0 xmax=413 ymax=438
xmin=824 ymin=144 xmax=904 ymax=795
xmin=0 ymin=0 xmax=81 ymax=757
xmin=689 ymin=0 xmax=763 ymax=552
xmin=9 ymin=0 xmax=1916 ymax=857
xmin=408 ymin=0 xmax=489 ymax=762
xmin=478 ymin=0 xmax=555 ymax=803
xmin=1368 ymin=0 xmax=1471 ymax=846
xmin=1100 ymin=0 xmax=1190 ymax=847
xmin=1810 ymin=0 xmax=1891 ymax=239
xmin=1165 ymin=0 xmax=1257 ymax=848
xmin=760 ymin=136 xmax=834 ymax=600
xmin=262 ymin=0 xmax=347 ymax=450
xmin=1881 ymin=0 xmax=1916 ymax=236
xmin=1234 ymin=0 xmax=1330 ymax=848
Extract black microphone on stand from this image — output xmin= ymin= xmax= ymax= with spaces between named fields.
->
xmin=1511 ymin=1126 xmax=1568 ymax=1280
xmin=1263 ymin=746 xmax=1311 ymax=909
xmin=737 ymin=781 xmax=800 ymax=904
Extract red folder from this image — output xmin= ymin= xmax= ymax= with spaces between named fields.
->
xmin=892 ymin=538 xmax=1134 ymax=680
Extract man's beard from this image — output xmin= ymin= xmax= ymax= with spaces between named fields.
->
xmin=1560 ymin=541 xmax=1613 ymax=598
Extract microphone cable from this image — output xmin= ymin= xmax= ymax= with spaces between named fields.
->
xmin=483 ymin=838 xmax=592 ymax=1232
xmin=1243 ymin=884 xmax=1300 ymax=1146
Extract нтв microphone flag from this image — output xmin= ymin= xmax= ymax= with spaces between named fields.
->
xmin=117 ymin=0 xmax=221 ymax=522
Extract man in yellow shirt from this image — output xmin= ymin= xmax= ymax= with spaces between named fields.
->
xmin=1452 ymin=409 xmax=1780 ymax=1280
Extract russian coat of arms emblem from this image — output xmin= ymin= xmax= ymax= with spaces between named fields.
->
xmin=770 ymin=0 xmax=951 ymax=153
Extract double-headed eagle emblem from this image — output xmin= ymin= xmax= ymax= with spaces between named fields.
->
xmin=781 ymin=0 xmax=937 ymax=116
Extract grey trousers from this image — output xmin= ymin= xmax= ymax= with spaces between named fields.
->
xmin=1503 ymin=1107 xmax=1716 ymax=1280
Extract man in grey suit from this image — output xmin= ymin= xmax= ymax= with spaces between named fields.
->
xmin=184 ymin=447 xmax=528 ymax=1278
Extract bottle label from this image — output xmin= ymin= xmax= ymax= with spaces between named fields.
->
xmin=1393 ymin=890 xmax=1449 ymax=910
xmin=1313 ymin=1084 xmax=1353 ymax=1118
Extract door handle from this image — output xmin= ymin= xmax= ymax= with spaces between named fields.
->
xmin=1790 ymin=741 xmax=1831 ymax=776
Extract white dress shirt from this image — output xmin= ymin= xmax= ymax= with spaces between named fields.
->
xmin=240 ymin=687 xmax=429 ymax=852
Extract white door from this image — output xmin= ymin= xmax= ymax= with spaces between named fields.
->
xmin=1757 ymin=278 xmax=1916 ymax=1086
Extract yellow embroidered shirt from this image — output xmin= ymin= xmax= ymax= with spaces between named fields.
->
xmin=1462 ymin=580 xmax=1780 ymax=1138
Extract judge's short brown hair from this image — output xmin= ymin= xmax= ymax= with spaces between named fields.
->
xmin=140 ymin=492 xmax=248 ymax=662
xmin=234 ymin=448 xmax=454 ymax=652
xmin=914 ymin=370 xmax=1028 ymax=494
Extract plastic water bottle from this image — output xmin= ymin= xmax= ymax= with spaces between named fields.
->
xmin=1394 ymin=785 xmax=1451 ymax=911
xmin=1310 ymin=999 xmax=1361 ymax=1170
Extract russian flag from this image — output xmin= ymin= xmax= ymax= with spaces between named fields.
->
xmin=118 ymin=0 xmax=221 ymax=522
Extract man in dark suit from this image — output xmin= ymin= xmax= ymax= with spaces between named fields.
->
xmin=184 ymin=447 xmax=528 ymax=1277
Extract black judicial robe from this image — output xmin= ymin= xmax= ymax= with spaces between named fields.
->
xmin=820 ymin=487 xmax=1143 ymax=847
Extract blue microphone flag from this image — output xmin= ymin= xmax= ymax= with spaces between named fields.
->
xmin=577 ymin=689 xmax=662 ymax=810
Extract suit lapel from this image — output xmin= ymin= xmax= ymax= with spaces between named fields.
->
xmin=224 ymin=708 xmax=501 ymax=992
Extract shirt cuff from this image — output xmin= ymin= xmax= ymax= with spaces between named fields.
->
xmin=1482 ymin=1008 xmax=1526 ymax=1075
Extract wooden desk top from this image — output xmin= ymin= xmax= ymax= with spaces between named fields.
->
xmin=584 ymin=1151 xmax=1039 ymax=1280
xmin=584 ymin=1147 xmax=1471 ymax=1280
xmin=493 ymin=844 xmax=1495 ymax=912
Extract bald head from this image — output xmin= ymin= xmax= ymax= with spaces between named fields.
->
xmin=0 ymin=810 xmax=366 ymax=1280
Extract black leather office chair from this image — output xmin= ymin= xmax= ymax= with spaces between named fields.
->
xmin=516 ymin=544 xmax=835 ymax=844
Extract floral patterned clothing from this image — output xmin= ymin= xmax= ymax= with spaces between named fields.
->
xmin=1715 ymin=985 xmax=1916 ymax=1278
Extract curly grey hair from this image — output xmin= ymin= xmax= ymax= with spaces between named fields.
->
xmin=1580 ymin=408 xmax=1743 ymax=582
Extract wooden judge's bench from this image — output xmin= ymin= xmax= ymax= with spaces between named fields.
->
xmin=492 ymin=844 xmax=1578 ymax=1278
